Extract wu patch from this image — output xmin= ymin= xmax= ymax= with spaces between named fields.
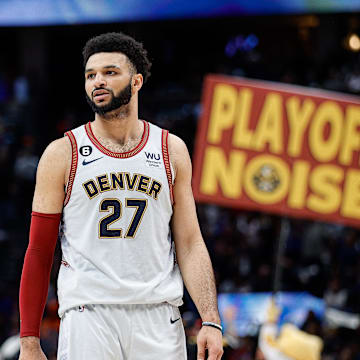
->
xmin=145 ymin=152 xmax=162 ymax=168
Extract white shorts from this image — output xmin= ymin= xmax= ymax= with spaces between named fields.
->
xmin=57 ymin=303 xmax=187 ymax=360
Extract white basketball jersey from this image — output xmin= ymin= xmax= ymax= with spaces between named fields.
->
xmin=57 ymin=121 xmax=183 ymax=317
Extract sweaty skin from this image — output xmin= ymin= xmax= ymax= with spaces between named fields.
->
xmin=19 ymin=51 xmax=223 ymax=360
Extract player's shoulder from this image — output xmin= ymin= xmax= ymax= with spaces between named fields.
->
xmin=43 ymin=136 xmax=71 ymax=157
xmin=167 ymin=133 xmax=191 ymax=177
xmin=39 ymin=136 xmax=72 ymax=170
xmin=168 ymin=133 xmax=188 ymax=154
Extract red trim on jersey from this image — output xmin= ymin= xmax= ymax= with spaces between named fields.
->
xmin=19 ymin=212 xmax=61 ymax=338
xmin=85 ymin=120 xmax=149 ymax=159
xmin=162 ymin=129 xmax=174 ymax=205
xmin=64 ymin=131 xmax=78 ymax=206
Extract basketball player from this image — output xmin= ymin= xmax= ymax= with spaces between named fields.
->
xmin=18 ymin=32 xmax=223 ymax=359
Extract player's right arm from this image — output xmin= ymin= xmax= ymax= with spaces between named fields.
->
xmin=19 ymin=137 xmax=71 ymax=360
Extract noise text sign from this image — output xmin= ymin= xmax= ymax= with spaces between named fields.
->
xmin=193 ymin=75 xmax=360 ymax=228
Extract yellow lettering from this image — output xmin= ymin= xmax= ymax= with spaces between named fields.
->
xmin=339 ymin=105 xmax=360 ymax=166
xmin=232 ymin=88 xmax=254 ymax=148
xmin=252 ymin=93 xmax=283 ymax=154
xmin=288 ymin=161 xmax=310 ymax=209
xmin=207 ymin=84 xmax=237 ymax=144
xmin=200 ymin=146 xmax=246 ymax=198
xmin=309 ymin=101 xmax=343 ymax=162
xmin=286 ymin=97 xmax=315 ymax=157
xmin=307 ymin=165 xmax=343 ymax=213
xmin=341 ymin=169 xmax=360 ymax=219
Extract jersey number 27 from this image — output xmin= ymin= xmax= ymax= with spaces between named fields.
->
xmin=99 ymin=198 xmax=147 ymax=238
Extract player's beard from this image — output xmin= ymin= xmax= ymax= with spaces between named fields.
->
xmin=85 ymin=80 xmax=132 ymax=116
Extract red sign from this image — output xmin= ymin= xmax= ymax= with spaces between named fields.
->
xmin=193 ymin=75 xmax=360 ymax=228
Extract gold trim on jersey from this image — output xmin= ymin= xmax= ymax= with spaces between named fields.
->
xmin=85 ymin=120 xmax=149 ymax=159
xmin=161 ymin=129 xmax=174 ymax=204
xmin=64 ymin=130 xmax=78 ymax=206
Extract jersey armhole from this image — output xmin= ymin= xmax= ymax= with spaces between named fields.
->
xmin=63 ymin=130 xmax=78 ymax=207
xmin=161 ymin=129 xmax=174 ymax=205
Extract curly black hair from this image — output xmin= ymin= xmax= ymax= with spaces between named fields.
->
xmin=82 ymin=32 xmax=152 ymax=83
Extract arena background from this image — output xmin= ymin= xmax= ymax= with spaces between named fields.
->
xmin=0 ymin=1 xmax=360 ymax=359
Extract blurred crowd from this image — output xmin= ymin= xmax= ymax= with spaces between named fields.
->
xmin=0 ymin=14 xmax=359 ymax=360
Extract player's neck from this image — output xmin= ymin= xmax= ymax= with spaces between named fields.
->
xmin=92 ymin=111 xmax=143 ymax=146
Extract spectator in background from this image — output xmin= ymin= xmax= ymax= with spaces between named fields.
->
xmin=257 ymin=301 xmax=323 ymax=360
xmin=324 ymin=277 xmax=348 ymax=309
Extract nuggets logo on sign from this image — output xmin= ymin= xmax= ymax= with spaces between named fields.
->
xmin=192 ymin=75 xmax=360 ymax=227
xmin=253 ymin=164 xmax=280 ymax=193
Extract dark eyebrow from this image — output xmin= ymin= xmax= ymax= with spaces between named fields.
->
xmin=85 ymin=65 xmax=121 ymax=74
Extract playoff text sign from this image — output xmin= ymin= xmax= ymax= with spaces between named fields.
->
xmin=193 ymin=75 xmax=360 ymax=228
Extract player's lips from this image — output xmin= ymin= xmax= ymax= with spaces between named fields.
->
xmin=93 ymin=93 xmax=109 ymax=101
xmin=92 ymin=90 xmax=110 ymax=100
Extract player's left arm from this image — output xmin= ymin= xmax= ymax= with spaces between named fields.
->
xmin=169 ymin=134 xmax=223 ymax=360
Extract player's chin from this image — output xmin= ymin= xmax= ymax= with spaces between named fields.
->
xmin=94 ymin=98 xmax=110 ymax=105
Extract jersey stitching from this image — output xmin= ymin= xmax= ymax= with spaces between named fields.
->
xmin=64 ymin=131 xmax=78 ymax=206
xmin=162 ymin=129 xmax=174 ymax=205
xmin=85 ymin=120 xmax=149 ymax=159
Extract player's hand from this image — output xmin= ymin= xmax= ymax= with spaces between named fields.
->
xmin=18 ymin=349 xmax=47 ymax=360
xmin=197 ymin=325 xmax=223 ymax=360
xmin=19 ymin=337 xmax=47 ymax=360
xmin=19 ymin=346 xmax=47 ymax=360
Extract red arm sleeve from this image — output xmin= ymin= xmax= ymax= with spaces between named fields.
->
xmin=19 ymin=211 xmax=61 ymax=338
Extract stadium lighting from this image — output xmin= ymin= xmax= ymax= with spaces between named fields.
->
xmin=347 ymin=33 xmax=360 ymax=52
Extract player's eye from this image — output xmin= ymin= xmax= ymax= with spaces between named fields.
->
xmin=86 ymin=73 xmax=95 ymax=79
xmin=106 ymin=71 xmax=116 ymax=75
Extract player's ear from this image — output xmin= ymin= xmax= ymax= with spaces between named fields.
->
xmin=132 ymin=73 xmax=143 ymax=93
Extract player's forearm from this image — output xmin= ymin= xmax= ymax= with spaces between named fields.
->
xmin=20 ymin=336 xmax=40 ymax=348
xmin=177 ymin=238 xmax=220 ymax=324
xmin=19 ymin=248 xmax=52 ymax=337
xmin=19 ymin=212 xmax=61 ymax=337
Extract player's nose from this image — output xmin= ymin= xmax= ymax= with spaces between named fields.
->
xmin=94 ymin=73 xmax=106 ymax=88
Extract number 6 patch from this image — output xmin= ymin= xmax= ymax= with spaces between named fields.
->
xmin=80 ymin=146 xmax=92 ymax=156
